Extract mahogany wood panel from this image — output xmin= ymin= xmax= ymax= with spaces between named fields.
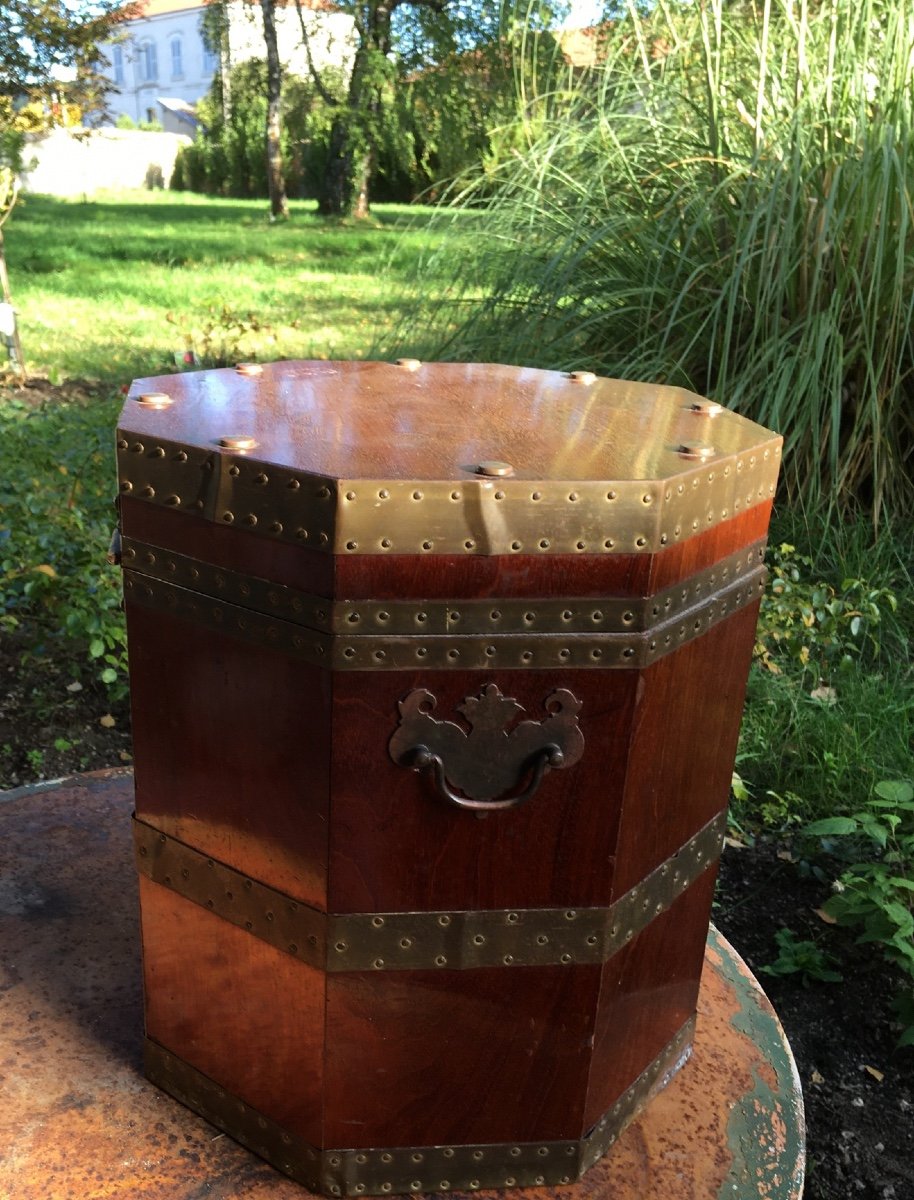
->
xmin=582 ymin=865 xmax=719 ymax=1130
xmin=323 ymin=963 xmax=601 ymax=1147
xmin=128 ymin=600 xmax=332 ymax=910
xmin=610 ymin=601 xmax=761 ymax=898
xmin=140 ymin=877 xmax=326 ymax=1144
xmin=123 ymin=498 xmax=770 ymax=602
xmin=327 ymin=669 xmax=637 ymax=913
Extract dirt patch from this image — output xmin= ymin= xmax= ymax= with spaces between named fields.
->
xmin=1 ymin=633 xmax=911 ymax=1198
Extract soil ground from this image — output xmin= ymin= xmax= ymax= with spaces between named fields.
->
xmin=1 ymin=637 xmax=912 ymax=1200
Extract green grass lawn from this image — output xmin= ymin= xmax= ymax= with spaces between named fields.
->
xmin=5 ymin=190 xmax=475 ymax=386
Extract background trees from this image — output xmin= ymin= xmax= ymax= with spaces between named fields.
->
xmin=180 ymin=0 xmax=569 ymax=213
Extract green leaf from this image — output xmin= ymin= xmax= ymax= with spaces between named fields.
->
xmin=100 ymin=667 xmax=117 ymax=684
xmin=875 ymin=781 xmax=914 ymax=805
xmin=805 ymin=817 xmax=858 ymax=836
xmin=89 ymin=638 xmax=105 ymax=658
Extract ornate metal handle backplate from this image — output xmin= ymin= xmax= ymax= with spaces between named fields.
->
xmin=388 ymin=684 xmax=585 ymax=812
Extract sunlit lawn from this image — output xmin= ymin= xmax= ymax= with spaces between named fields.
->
xmin=5 ymin=190 xmax=478 ymax=387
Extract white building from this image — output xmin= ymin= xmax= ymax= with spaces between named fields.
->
xmin=98 ymin=0 xmax=354 ymax=133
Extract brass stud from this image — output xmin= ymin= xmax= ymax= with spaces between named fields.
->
xmin=218 ymin=435 xmax=257 ymax=451
xmin=116 ymin=438 xmax=129 ymax=450
xmin=141 ymin=485 xmax=155 ymax=498
xmin=228 ymin=465 xmax=241 ymax=477
xmin=412 ymin=490 xmax=423 ymax=500
xmin=151 ymin=446 xmax=166 ymax=458
xmin=131 ymin=442 xmax=144 ymax=453
xmin=120 ymin=480 xmax=133 ymax=493
xmin=137 ymin=391 xmax=173 ymax=408
xmin=475 ymin=461 xmax=514 ymax=477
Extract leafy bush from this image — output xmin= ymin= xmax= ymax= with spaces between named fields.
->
xmin=806 ymin=781 xmax=914 ymax=1045
xmin=755 ymin=543 xmax=899 ymax=680
xmin=762 ymin=927 xmax=843 ymax=986
xmin=0 ymin=389 xmax=127 ymax=699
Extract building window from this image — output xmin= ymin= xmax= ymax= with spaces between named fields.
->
xmin=170 ymin=37 xmax=183 ymax=79
xmin=113 ymin=44 xmax=124 ymax=85
xmin=201 ymin=31 xmax=218 ymax=74
xmin=137 ymin=40 xmax=158 ymax=83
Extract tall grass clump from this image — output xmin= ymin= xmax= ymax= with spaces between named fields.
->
xmin=402 ymin=0 xmax=914 ymax=526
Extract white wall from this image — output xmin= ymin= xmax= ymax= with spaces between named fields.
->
xmin=19 ymin=129 xmax=192 ymax=196
xmin=97 ymin=1 xmax=355 ymax=126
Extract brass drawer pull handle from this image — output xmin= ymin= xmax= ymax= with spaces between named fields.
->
xmin=389 ymin=684 xmax=585 ymax=812
xmin=412 ymin=742 xmax=563 ymax=812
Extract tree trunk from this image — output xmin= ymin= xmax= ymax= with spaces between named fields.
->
xmin=261 ymin=0 xmax=289 ymax=219
xmin=317 ymin=2 xmax=393 ymax=219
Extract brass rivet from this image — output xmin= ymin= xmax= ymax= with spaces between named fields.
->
xmin=494 ymin=490 xmax=505 ymax=500
xmin=539 ymin=538 xmax=549 ymax=549
xmin=372 ymin=916 xmax=385 ymax=928
xmin=346 ymin=541 xmax=357 ymax=551
xmin=120 ymin=480 xmax=133 ymax=493
xmin=235 ymin=362 xmax=263 ymax=376
xmin=151 ymin=446 xmax=165 ymax=458
xmin=244 ymin=514 xmax=257 ymax=526
xmin=678 ymin=440 xmax=715 ymax=459
xmin=450 ymin=490 xmax=461 ymax=500
xmin=531 ymin=490 xmax=542 ymax=501
xmin=381 ymin=538 xmax=392 ymax=549
xmin=137 ymin=391 xmax=173 ymax=408
xmin=116 ymin=438 xmax=129 ymax=450
xmin=475 ymin=461 xmax=514 ymax=477
xmin=396 ymin=357 xmax=421 ymax=371
xmin=412 ymin=490 xmax=423 ymax=500
xmin=568 ymin=491 xmax=579 ymax=501
xmin=270 ymin=521 xmax=283 ymax=534
xmin=435 ymin=955 xmax=447 ymax=966
xmin=228 ymin=465 xmax=241 ymax=477
xmin=345 ymin=490 xmax=356 ymax=501
xmin=438 ymin=914 xmax=452 ymax=926
xmin=422 ymin=541 xmax=433 ymax=551
xmin=255 ymin=473 xmax=269 ymax=486
xmin=218 ymin=435 xmax=257 ymax=451
xmin=687 ymin=399 xmax=722 ymax=415
xmin=131 ymin=442 xmax=144 ymax=453
xmin=378 ymin=488 xmax=390 ymax=499
xmin=141 ymin=486 xmax=155 ymax=498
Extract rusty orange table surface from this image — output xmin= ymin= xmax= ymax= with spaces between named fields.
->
xmin=0 ymin=770 xmax=804 ymax=1200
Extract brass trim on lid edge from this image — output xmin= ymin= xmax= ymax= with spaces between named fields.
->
xmin=143 ymin=1018 xmax=695 ymax=1196
xmin=115 ymin=432 xmax=781 ymax=556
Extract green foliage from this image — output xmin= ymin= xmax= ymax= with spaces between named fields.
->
xmin=0 ymin=390 xmax=128 ymax=699
xmin=755 ymin=543 xmax=899 ymax=680
xmin=806 ymin=781 xmax=914 ymax=1045
xmin=171 ymin=60 xmax=340 ymax=199
xmin=761 ymin=927 xmax=843 ymax=986
xmin=400 ymin=0 xmax=914 ymax=526
xmin=734 ymin=516 xmax=913 ymax=829
xmin=165 ymin=304 xmax=284 ymax=368
xmin=115 ymin=113 xmax=164 ymax=132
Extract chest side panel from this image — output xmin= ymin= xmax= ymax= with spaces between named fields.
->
xmin=127 ymin=597 xmax=332 ymax=910
xmin=327 ymin=668 xmax=638 ymax=914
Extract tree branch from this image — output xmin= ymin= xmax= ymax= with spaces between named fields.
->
xmin=292 ymin=0 xmax=340 ymax=106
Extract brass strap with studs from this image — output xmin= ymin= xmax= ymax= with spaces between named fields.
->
xmin=123 ymin=565 xmax=767 ymax=671
xmin=134 ymin=811 xmax=725 ymax=973
xmin=144 ymin=1018 xmax=694 ymax=1197
xmin=121 ymin=536 xmax=767 ymax=636
xmin=116 ymin=430 xmax=781 ymax=556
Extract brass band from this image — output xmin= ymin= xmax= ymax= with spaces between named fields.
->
xmin=123 ymin=566 xmax=767 ymax=671
xmin=121 ymin=536 xmax=767 ymax=636
xmin=116 ymin=431 xmax=781 ymax=556
xmin=143 ymin=1018 xmax=694 ymax=1197
xmin=134 ymin=811 xmax=725 ymax=973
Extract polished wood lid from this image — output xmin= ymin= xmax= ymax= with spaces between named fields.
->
xmin=117 ymin=361 xmax=781 ymax=556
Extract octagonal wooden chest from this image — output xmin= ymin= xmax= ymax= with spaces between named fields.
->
xmin=116 ymin=360 xmax=780 ymax=1196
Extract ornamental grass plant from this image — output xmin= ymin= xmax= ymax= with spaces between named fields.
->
xmin=399 ymin=0 xmax=914 ymax=527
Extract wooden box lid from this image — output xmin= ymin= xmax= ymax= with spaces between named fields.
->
xmin=117 ymin=360 xmax=781 ymax=559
